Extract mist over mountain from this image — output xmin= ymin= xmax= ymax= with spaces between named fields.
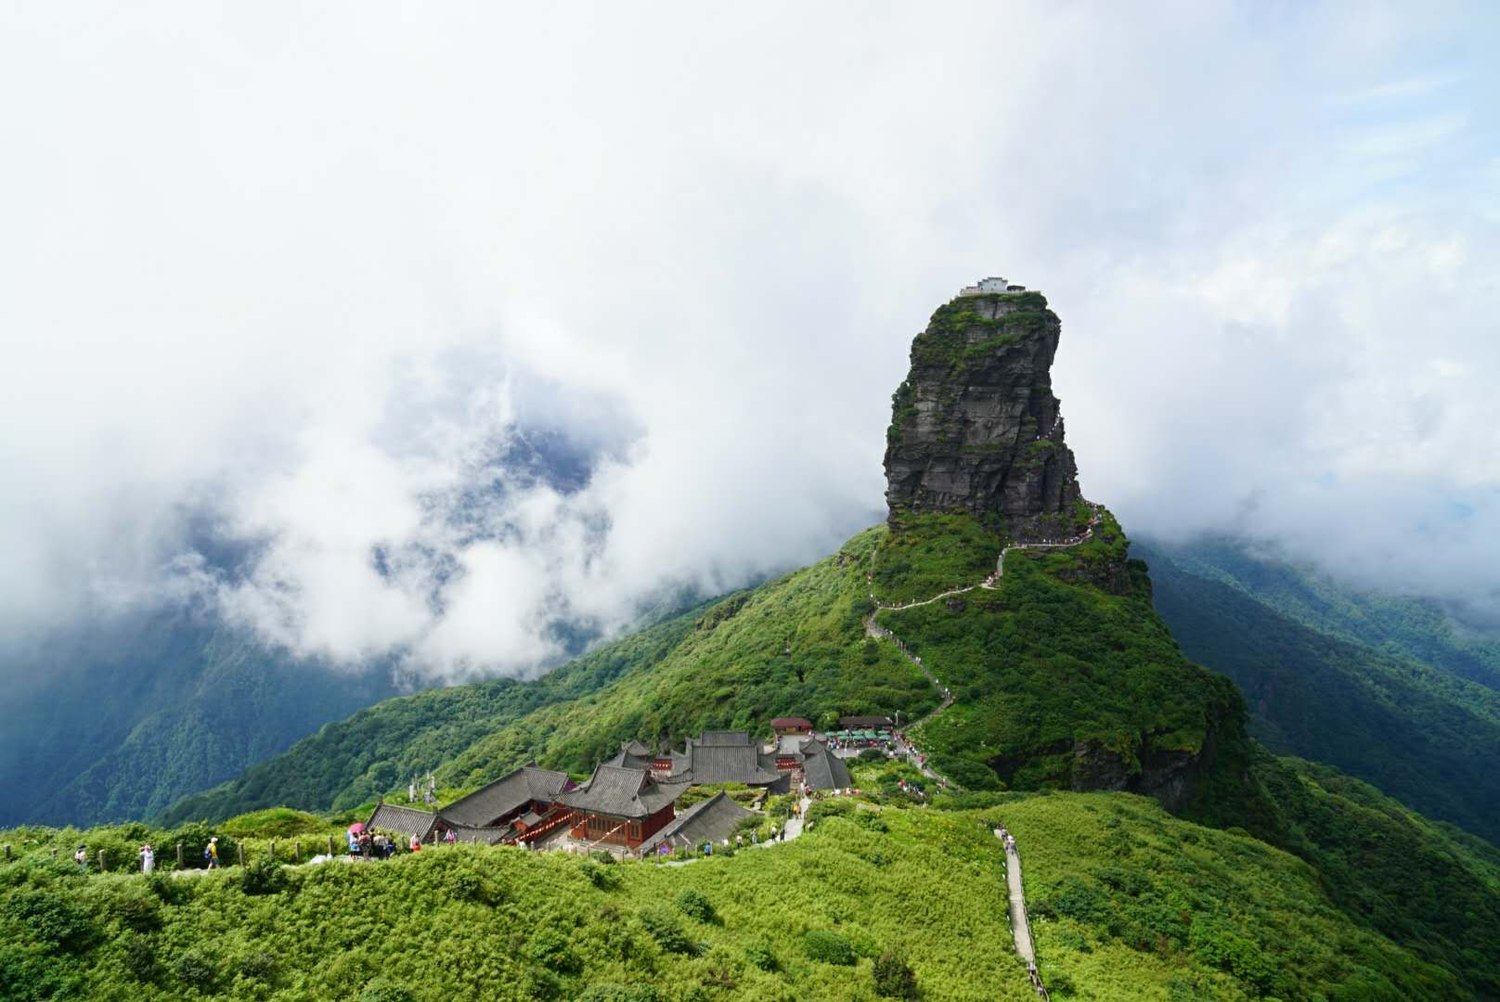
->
xmin=3 ymin=2 xmax=1499 ymax=699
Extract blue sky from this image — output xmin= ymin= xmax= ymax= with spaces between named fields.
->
xmin=1 ymin=2 xmax=1497 ymax=673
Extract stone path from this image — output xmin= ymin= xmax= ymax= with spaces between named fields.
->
xmin=996 ymin=827 xmax=1050 ymax=1000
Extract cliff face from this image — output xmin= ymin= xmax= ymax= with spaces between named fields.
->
xmin=884 ymin=291 xmax=1081 ymax=538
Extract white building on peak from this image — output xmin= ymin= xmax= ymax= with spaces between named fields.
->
xmin=958 ymin=276 xmax=1027 ymax=296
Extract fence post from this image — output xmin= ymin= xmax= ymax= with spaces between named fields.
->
xmin=236 ymin=843 xmax=245 ymax=867
xmin=3 ymin=844 xmax=10 ymax=863
xmin=51 ymin=847 xmax=58 ymax=862
xmin=327 ymin=835 xmax=334 ymax=857
xmin=97 ymin=849 xmax=107 ymax=872
xmin=176 ymin=842 xmax=184 ymax=868
xmin=294 ymin=840 xmax=302 ymax=863
xmin=269 ymin=840 xmax=276 ymax=862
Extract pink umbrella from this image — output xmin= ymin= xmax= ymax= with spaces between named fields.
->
xmin=348 ymin=822 xmax=366 ymax=834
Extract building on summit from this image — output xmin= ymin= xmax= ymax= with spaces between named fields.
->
xmin=958 ymin=276 xmax=1026 ymax=295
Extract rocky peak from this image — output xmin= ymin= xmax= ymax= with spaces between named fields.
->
xmin=883 ymin=288 xmax=1082 ymax=538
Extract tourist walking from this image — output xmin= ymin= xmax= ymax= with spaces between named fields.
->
xmin=139 ymin=843 xmax=155 ymax=874
xmin=73 ymin=844 xmax=87 ymax=869
xmin=205 ymin=837 xmax=220 ymax=869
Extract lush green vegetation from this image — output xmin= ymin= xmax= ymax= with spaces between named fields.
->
xmin=906 ymin=297 xmax=1052 ymax=372
xmin=1237 ymin=754 xmax=1500 ymax=998
xmin=1141 ymin=540 xmax=1500 ymax=837
xmin=870 ymin=512 xmax=1004 ymax=604
xmin=9 ymin=787 xmax=1493 ymax=1000
xmin=881 ymin=511 xmax=1243 ymax=797
xmin=1004 ymin=792 xmax=1467 ymax=1000
xmin=1 ymin=804 xmax=1034 ymax=1001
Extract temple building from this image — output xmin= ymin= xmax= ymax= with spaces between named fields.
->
xmin=559 ymin=764 xmax=690 ymax=847
xmin=770 ymin=717 xmax=813 ymax=736
xmin=442 ymin=763 xmax=574 ymax=844
xmin=367 ymin=763 xmax=575 ymax=846
xmin=638 ymin=791 xmax=757 ymax=856
xmin=773 ymin=734 xmax=852 ymax=791
xmin=365 ymin=802 xmax=442 ymax=844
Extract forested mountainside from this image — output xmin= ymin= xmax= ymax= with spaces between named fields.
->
xmin=0 ymin=613 xmax=398 ymax=826
xmin=1140 ymin=539 xmax=1500 ymax=839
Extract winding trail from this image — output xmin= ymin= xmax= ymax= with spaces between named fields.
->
xmin=860 ymin=503 xmax=1104 ymax=770
xmin=858 ymin=504 xmax=1101 ymax=993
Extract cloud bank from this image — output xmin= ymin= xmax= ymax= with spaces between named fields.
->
xmin=2 ymin=1 xmax=1497 ymax=677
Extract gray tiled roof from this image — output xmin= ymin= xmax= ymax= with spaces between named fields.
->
xmin=366 ymin=803 xmax=439 ymax=841
xmin=697 ymin=730 xmax=751 ymax=747
xmin=603 ymin=741 xmax=655 ymax=771
xmin=439 ymin=765 xmax=571 ymax=827
xmin=681 ymin=743 xmax=784 ymax=786
xmin=560 ymin=764 xmax=689 ymax=819
xmin=839 ymin=715 xmax=893 ymax=729
xmin=801 ymin=743 xmax=852 ymax=791
xmin=446 ymin=823 xmax=512 ymax=845
xmin=639 ymin=792 xmax=756 ymax=854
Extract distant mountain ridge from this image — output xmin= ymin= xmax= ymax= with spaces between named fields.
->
xmin=1140 ymin=537 xmax=1500 ymax=840
xmin=0 ymin=611 xmax=399 ymax=826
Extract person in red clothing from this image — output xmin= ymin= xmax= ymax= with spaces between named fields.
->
xmin=409 ymin=833 xmax=422 ymax=852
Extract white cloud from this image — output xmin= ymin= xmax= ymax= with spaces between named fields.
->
xmin=2 ymin=0 xmax=1498 ymax=676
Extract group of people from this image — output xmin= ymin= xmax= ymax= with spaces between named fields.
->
xmin=349 ymin=827 xmax=459 ymax=859
xmin=349 ymin=829 xmax=409 ymax=859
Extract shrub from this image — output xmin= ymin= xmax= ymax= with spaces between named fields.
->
xmin=118 ymin=930 xmax=159 ymax=984
xmin=744 ymin=937 xmax=778 ymax=972
xmin=858 ymin=748 xmax=886 ymax=764
xmin=580 ymin=861 xmax=620 ymax=890
xmin=3 ymin=890 xmax=97 ymax=953
xmin=90 ymin=882 xmax=161 ymax=932
xmin=173 ymin=947 xmax=218 ymax=993
xmin=527 ymin=928 xmax=580 ymax=974
xmin=638 ymin=908 xmax=699 ymax=956
xmin=240 ymin=856 xmax=289 ymax=896
xmin=802 ymin=930 xmax=856 ymax=966
xmin=676 ymin=889 xmax=716 ymax=924
xmin=239 ymin=949 xmax=278 ymax=983
xmin=358 ymin=978 xmax=417 ymax=1002
xmin=873 ymin=949 xmax=918 ymax=998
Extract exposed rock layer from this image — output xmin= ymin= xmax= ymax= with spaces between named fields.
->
xmin=884 ymin=292 xmax=1081 ymax=537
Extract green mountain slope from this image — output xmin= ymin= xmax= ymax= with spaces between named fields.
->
xmin=7 ymin=786 xmax=1493 ymax=1001
xmin=1139 ymin=539 xmax=1500 ymax=838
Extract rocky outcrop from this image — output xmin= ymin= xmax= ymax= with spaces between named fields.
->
xmin=884 ymin=291 xmax=1081 ymax=538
